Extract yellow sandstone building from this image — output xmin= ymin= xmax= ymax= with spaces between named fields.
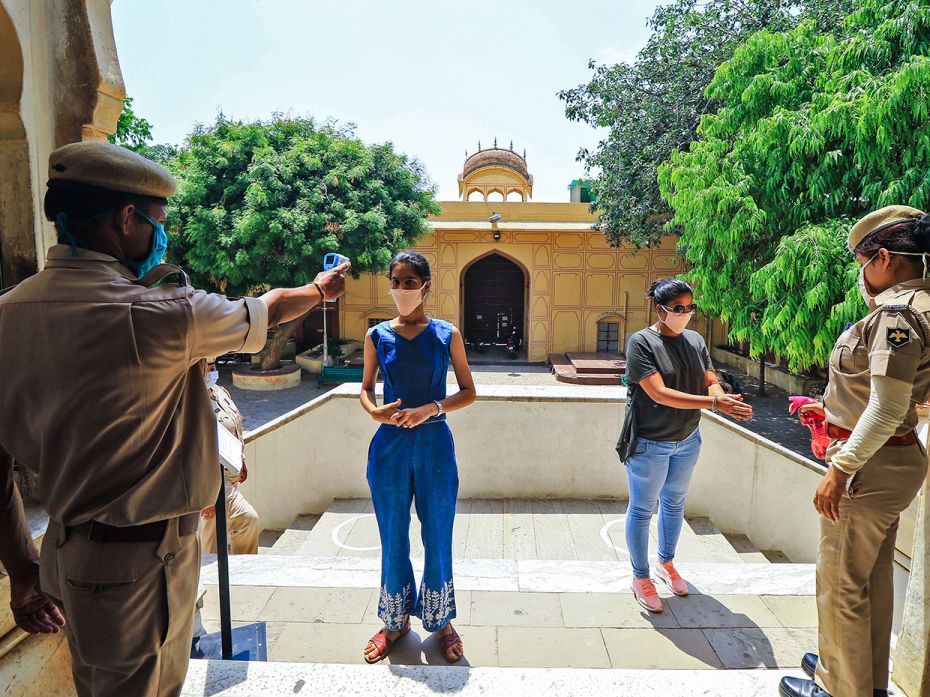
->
xmin=339 ymin=145 xmax=702 ymax=362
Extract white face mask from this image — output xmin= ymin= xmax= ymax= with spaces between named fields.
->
xmin=858 ymin=250 xmax=929 ymax=309
xmin=205 ymin=369 xmax=219 ymax=389
xmin=858 ymin=254 xmax=878 ymax=309
xmin=659 ymin=306 xmax=693 ymax=334
xmin=390 ymin=287 xmax=426 ymax=316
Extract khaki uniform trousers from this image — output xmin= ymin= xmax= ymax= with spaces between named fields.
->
xmin=815 ymin=441 xmax=927 ymax=697
xmin=39 ymin=518 xmax=200 ymax=697
xmin=199 ymin=484 xmax=260 ymax=555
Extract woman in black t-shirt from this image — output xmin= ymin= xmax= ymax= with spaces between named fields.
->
xmin=618 ymin=279 xmax=752 ymax=613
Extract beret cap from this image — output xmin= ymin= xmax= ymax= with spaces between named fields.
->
xmin=849 ymin=205 xmax=925 ymax=251
xmin=48 ymin=141 xmax=176 ymax=200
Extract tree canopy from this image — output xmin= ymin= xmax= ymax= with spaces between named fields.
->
xmin=165 ymin=115 xmax=440 ymax=296
xmin=559 ymin=0 xmax=857 ymax=248
xmin=658 ymin=0 xmax=930 ymax=371
xmin=108 ymin=96 xmax=153 ymax=150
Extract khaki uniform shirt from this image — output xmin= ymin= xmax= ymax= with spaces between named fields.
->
xmin=209 ymin=385 xmax=245 ymax=488
xmin=824 ymin=278 xmax=930 ymax=435
xmin=0 ymin=246 xmax=268 ymax=528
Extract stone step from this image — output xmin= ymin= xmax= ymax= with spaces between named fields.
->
xmin=181 ymin=660 xmax=814 ymax=697
xmin=279 ymin=499 xmax=774 ymax=565
xmin=200 ymin=555 xmax=815 ymax=596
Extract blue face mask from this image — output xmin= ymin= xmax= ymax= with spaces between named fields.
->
xmin=125 ymin=209 xmax=168 ymax=279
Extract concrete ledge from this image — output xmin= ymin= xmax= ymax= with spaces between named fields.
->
xmin=182 ymin=661 xmax=814 ymax=697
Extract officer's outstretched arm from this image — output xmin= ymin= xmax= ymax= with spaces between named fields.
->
xmin=261 ymin=262 xmax=350 ymax=326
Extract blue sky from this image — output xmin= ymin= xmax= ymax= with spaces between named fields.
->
xmin=112 ymin=1 xmax=665 ymax=201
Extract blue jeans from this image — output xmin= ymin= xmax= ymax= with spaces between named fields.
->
xmin=625 ymin=428 xmax=702 ymax=579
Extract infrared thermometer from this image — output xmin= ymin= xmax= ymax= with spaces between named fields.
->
xmin=323 ymin=253 xmax=350 ymax=271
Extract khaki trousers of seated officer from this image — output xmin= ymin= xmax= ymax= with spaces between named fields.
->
xmin=815 ymin=441 xmax=927 ymax=697
xmin=199 ymin=484 xmax=260 ymax=555
xmin=39 ymin=518 xmax=200 ymax=697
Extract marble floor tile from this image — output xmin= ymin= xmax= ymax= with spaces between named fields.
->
xmin=498 ymin=626 xmax=610 ymax=668
xmin=468 ymin=591 xmax=563 ymax=628
xmin=464 ymin=500 xmax=505 ymax=559
xmin=559 ymin=592 xmax=680 ymax=629
xmin=260 ymin=587 xmax=373 ymax=624
xmin=200 ymin=585 xmax=275 ymax=622
xmin=602 ymin=627 xmax=723 ymax=670
xmin=532 ymin=500 xmax=578 ymax=560
xmin=664 ymin=594 xmax=781 ymax=629
xmin=269 ymin=621 xmax=373 ymax=664
xmin=759 ymin=595 xmax=818 ymax=628
xmin=703 ymin=627 xmax=817 ymax=669
xmin=501 ymin=499 xmax=537 ymax=560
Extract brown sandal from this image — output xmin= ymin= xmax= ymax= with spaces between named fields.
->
xmin=364 ymin=619 xmax=411 ymax=664
xmin=439 ymin=625 xmax=463 ymax=663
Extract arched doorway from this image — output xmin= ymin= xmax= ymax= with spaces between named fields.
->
xmin=462 ymin=253 xmax=526 ymax=348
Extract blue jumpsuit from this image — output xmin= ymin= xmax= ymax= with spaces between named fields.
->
xmin=367 ymin=318 xmax=459 ymax=632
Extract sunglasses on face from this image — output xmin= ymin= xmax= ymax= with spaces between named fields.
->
xmin=661 ymin=304 xmax=698 ymax=315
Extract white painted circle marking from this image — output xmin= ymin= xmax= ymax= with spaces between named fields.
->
xmin=331 ymin=514 xmax=381 ymax=552
xmin=599 ymin=518 xmax=629 ymax=557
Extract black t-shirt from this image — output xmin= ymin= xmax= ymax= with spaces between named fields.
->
xmin=623 ymin=327 xmax=714 ymax=443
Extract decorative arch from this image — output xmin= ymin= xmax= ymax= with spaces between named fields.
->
xmin=486 ymin=189 xmax=504 ymax=202
xmin=506 ymin=189 xmax=525 ymax=202
xmin=459 ymin=250 xmax=530 ymax=349
xmin=0 ymin=4 xmax=36 ymax=286
xmin=467 ymin=189 xmax=485 ymax=202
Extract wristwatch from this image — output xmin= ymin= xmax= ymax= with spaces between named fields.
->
xmin=433 ymin=400 xmax=444 ymax=416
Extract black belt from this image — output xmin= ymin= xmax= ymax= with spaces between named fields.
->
xmin=68 ymin=512 xmax=200 ymax=543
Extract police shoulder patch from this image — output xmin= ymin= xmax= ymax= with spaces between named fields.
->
xmin=887 ymin=327 xmax=911 ymax=348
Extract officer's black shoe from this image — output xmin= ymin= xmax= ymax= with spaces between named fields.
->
xmin=778 ymin=677 xmax=831 ymax=697
xmin=801 ymin=653 xmax=818 ymax=678
xmin=797 ymin=656 xmax=888 ymax=697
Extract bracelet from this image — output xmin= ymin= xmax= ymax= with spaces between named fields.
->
xmin=433 ymin=400 xmax=444 ymax=416
xmin=313 ymin=281 xmax=325 ymax=299
xmin=711 ymin=395 xmax=720 ymax=413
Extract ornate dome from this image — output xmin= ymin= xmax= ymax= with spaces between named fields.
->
xmin=458 ymin=142 xmax=533 ymax=201
xmin=462 ymin=148 xmax=530 ymax=181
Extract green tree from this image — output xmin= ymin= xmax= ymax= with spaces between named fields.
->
xmin=658 ymin=0 xmax=930 ymax=371
xmin=166 ymin=115 xmax=440 ymax=370
xmin=559 ymin=0 xmax=857 ymax=248
xmin=109 ymin=96 xmax=153 ymax=150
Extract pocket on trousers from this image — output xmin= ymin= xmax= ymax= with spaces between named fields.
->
xmin=63 ymin=570 xmax=165 ymax=670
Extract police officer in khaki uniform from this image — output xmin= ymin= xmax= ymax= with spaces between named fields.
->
xmin=199 ymin=363 xmax=260 ymax=555
xmin=0 ymin=141 xmax=349 ymax=697
xmin=780 ymin=206 xmax=930 ymax=697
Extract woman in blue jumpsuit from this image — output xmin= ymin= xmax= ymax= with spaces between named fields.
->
xmin=360 ymin=252 xmax=476 ymax=664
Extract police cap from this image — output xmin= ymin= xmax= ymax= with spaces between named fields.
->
xmin=47 ymin=141 xmax=176 ymax=202
xmin=849 ymin=205 xmax=925 ymax=252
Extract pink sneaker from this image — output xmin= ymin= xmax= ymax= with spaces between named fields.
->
xmin=655 ymin=561 xmax=689 ymax=596
xmin=631 ymin=577 xmax=663 ymax=613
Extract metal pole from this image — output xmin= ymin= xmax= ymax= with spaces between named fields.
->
xmin=214 ymin=478 xmax=233 ymax=660
xmin=759 ymin=350 xmax=767 ymax=397
xmin=322 ymin=303 xmax=329 ymax=367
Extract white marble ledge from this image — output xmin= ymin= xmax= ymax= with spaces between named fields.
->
xmin=330 ymin=382 xmax=626 ymax=403
xmin=517 ymin=560 xmax=816 ymax=596
xmin=182 ymin=661 xmax=814 ymax=697
xmin=200 ymin=554 xmax=815 ymax=597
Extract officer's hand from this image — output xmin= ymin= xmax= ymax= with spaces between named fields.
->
xmin=239 ymin=462 xmax=248 ymax=484
xmin=314 ymin=262 xmax=351 ymax=301
xmin=798 ymin=402 xmax=825 ymax=420
xmin=10 ymin=573 xmax=65 ymax=634
xmin=201 ymin=505 xmax=216 ymax=519
xmin=814 ymin=466 xmax=849 ymax=522
xmin=371 ymin=399 xmax=403 ymax=424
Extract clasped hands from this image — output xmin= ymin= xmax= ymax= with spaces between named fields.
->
xmin=796 ymin=401 xmax=849 ymax=522
xmin=370 ymin=399 xmax=437 ymax=429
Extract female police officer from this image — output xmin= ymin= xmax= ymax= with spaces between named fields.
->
xmin=780 ymin=206 xmax=930 ymax=697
